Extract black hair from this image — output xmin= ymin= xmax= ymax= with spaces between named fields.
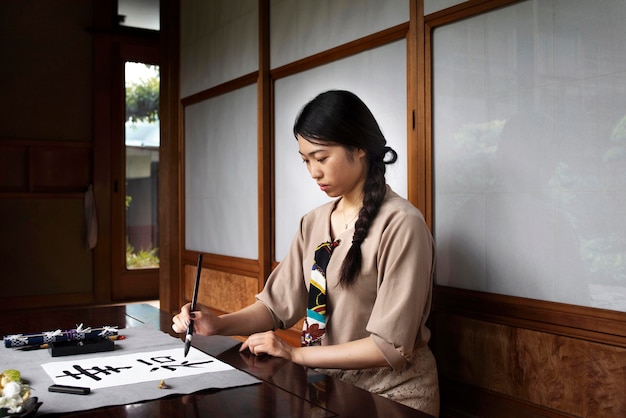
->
xmin=293 ymin=90 xmax=398 ymax=286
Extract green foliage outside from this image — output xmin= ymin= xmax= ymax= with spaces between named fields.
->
xmin=126 ymin=65 xmax=159 ymax=124
xmin=126 ymin=239 xmax=159 ymax=269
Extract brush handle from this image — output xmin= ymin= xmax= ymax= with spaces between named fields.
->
xmin=184 ymin=253 xmax=203 ymax=357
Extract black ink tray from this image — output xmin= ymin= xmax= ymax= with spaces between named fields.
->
xmin=48 ymin=338 xmax=114 ymax=357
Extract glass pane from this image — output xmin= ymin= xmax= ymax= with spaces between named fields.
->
xmin=125 ymin=62 xmax=160 ymax=269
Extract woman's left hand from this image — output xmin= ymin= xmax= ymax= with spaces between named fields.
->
xmin=241 ymin=334 xmax=388 ymax=370
xmin=240 ymin=331 xmax=295 ymax=360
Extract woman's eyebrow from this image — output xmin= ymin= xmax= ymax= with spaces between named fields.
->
xmin=298 ymin=149 xmax=326 ymax=158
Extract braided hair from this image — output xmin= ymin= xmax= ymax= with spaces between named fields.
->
xmin=293 ymin=90 xmax=398 ymax=287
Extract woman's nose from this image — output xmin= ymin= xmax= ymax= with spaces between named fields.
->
xmin=309 ymin=164 xmax=322 ymax=179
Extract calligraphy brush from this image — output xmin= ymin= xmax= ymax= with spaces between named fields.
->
xmin=184 ymin=253 xmax=203 ymax=357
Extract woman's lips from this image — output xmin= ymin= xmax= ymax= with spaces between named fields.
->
xmin=318 ymin=184 xmax=329 ymax=192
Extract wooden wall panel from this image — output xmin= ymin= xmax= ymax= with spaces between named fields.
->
xmin=0 ymin=197 xmax=94 ymax=311
xmin=0 ymin=140 xmax=92 ymax=194
xmin=0 ymin=145 xmax=28 ymax=191
xmin=432 ymin=312 xmax=626 ymax=417
xmin=30 ymin=146 xmax=92 ymax=192
xmin=184 ymin=265 xmax=258 ymax=313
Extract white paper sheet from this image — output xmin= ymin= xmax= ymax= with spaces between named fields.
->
xmin=41 ymin=347 xmax=233 ymax=390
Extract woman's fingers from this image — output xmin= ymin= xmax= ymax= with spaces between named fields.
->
xmin=241 ymin=333 xmax=266 ymax=355
xmin=241 ymin=331 xmax=291 ymax=359
xmin=171 ymin=303 xmax=193 ymax=333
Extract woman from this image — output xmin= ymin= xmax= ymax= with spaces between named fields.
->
xmin=172 ymin=90 xmax=439 ymax=415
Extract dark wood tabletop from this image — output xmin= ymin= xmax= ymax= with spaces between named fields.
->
xmin=1 ymin=303 xmax=434 ymax=418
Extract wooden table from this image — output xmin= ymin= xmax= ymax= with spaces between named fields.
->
xmin=1 ymin=304 xmax=434 ymax=417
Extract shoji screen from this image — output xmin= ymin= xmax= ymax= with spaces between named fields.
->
xmin=180 ymin=0 xmax=258 ymax=96
xmin=272 ymin=0 xmax=408 ymax=261
xmin=433 ymin=0 xmax=626 ymax=311
xmin=271 ymin=0 xmax=408 ymax=67
xmin=181 ymin=0 xmax=259 ymax=258
xmin=424 ymin=0 xmax=466 ymax=15
xmin=184 ymin=85 xmax=258 ymax=258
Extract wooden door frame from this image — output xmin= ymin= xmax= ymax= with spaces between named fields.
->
xmin=92 ymin=5 xmax=161 ymax=302
xmin=111 ymin=38 xmax=160 ymax=301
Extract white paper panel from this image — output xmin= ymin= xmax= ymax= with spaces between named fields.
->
xmin=118 ymin=0 xmax=159 ymax=30
xmin=433 ymin=0 xmax=626 ymax=311
xmin=274 ymin=40 xmax=407 ymax=261
xmin=180 ymin=0 xmax=258 ymax=98
xmin=424 ymin=0 xmax=467 ymax=16
xmin=184 ymin=85 xmax=258 ymax=258
xmin=270 ymin=0 xmax=408 ymax=69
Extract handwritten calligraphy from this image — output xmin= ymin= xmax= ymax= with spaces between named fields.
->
xmin=42 ymin=348 xmax=232 ymax=390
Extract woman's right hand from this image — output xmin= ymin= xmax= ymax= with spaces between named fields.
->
xmin=171 ymin=303 xmax=220 ymax=336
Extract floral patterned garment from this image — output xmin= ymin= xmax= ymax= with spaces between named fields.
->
xmin=301 ymin=240 xmax=340 ymax=346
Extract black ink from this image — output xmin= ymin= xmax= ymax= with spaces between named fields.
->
xmin=56 ymin=364 xmax=133 ymax=381
xmin=135 ymin=356 xmax=214 ymax=372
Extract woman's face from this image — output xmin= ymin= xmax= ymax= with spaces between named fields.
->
xmin=297 ymin=134 xmax=367 ymax=198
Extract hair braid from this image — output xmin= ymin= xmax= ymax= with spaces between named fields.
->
xmin=339 ymin=148 xmax=395 ymax=286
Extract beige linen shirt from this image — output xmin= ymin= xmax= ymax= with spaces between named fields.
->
xmin=256 ymin=186 xmax=435 ymax=371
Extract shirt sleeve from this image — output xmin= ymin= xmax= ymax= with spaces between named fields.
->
xmin=255 ymin=217 xmax=309 ymax=330
xmin=366 ymin=208 xmax=435 ymax=371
